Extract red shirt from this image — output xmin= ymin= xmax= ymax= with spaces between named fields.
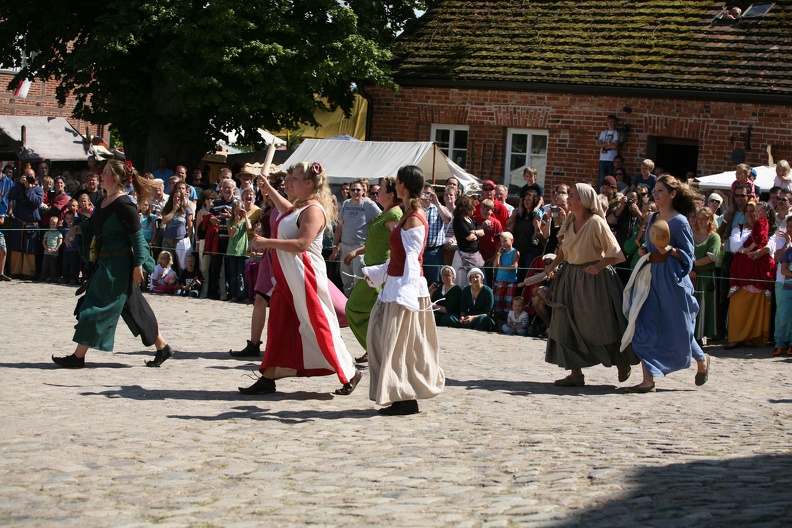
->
xmin=474 ymin=199 xmax=509 ymax=227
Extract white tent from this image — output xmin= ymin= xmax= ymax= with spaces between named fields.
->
xmin=695 ymin=165 xmax=776 ymax=192
xmin=282 ymin=139 xmax=482 ymax=191
xmin=0 ymin=116 xmax=89 ymax=161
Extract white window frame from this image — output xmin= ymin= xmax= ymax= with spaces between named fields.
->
xmin=504 ymin=128 xmax=549 ymax=189
xmin=430 ymin=124 xmax=469 ymax=168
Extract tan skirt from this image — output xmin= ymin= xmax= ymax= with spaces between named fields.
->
xmin=366 ymin=297 xmax=445 ymax=406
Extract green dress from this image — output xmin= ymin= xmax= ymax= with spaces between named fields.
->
xmin=345 ymin=205 xmax=403 ymax=349
xmin=693 ymin=232 xmax=721 ymax=340
xmin=458 ymin=285 xmax=495 ymax=331
xmin=432 ymin=284 xmax=462 ymax=327
xmin=73 ymin=196 xmax=156 ymax=351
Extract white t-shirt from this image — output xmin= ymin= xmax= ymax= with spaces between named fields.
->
xmin=598 ymin=129 xmax=620 ymax=162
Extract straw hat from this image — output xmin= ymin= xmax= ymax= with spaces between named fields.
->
xmin=237 ymin=163 xmax=262 ymax=178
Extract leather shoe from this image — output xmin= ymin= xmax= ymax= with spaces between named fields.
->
xmin=334 ymin=370 xmax=362 ymax=396
xmin=554 ymin=374 xmax=585 ymax=387
xmin=355 ymin=353 xmax=368 ymax=364
xmin=230 ymin=340 xmax=262 ymax=357
xmin=773 ymin=347 xmax=785 ymax=357
xmin=378 ymin=400 xmax=419 ymax=416
xmin=238 ymin=376 xmax=276 ymax=395
xmin=146 ymin=344 xmax=174 ymax=367
xmin=52 ymin=353 xmax=85 ymax=369
xmin=695 ymin=354 xmax=710 ymax=386
xmin=622 ymin=383 xmax=656 ymax=393
xmin=617 ymin=364 xmax=631 ymax=383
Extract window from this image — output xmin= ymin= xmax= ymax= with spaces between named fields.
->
xmin=431 ymin=125 xmax=468 ymax=168
xmin=504 ymin=129 xmax=549 ymax=191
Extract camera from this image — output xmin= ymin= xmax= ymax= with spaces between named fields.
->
xmin=550 ymin=206 xmax=560 ymax=213
xmin=627 ymin=198 xmax=636 ymax=205
xmin=422 ymin=193 xmax=431 ymax=200
xmin=25 ymin=175 xmax=36 ymax=185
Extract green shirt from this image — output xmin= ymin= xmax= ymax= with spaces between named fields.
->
xmin=364 ymin=206 xmax=403 ymax=266
xmin=226 ymin=218 xmax=248 ymax=257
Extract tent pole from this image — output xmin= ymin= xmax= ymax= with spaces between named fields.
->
xmin=21 ymin=125 xmax=26 ymax=147
xmin=432 ymin=144 xmax=437 ymax=186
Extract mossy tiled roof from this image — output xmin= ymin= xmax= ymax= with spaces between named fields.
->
xmin=392 ymin=1 xmax=792 ymax=97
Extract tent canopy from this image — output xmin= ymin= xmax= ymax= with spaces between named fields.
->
xmin=281 ymin=139 xmax=482 ymax=191
xmin=0 ymin=116 xmax=89 ymax=161
xmin=695 ymin=165 xmax=776 ymax=192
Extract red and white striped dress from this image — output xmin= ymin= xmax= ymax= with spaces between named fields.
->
xmin=259 ymin=204 xmax=356 ymax=383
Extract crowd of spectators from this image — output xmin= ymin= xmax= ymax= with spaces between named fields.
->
xmin=1 ymin=149 xmax=790 ymax=355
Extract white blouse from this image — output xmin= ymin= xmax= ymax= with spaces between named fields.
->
xmin=363 ymin=227 xmax=430 ymax=312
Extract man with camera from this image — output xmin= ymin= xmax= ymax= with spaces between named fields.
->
xmin=6 ymin=168 xmax=44 ymax=279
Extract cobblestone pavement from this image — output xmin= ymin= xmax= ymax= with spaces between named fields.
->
xmin=1 ymin=281 xmax=792 ymax=527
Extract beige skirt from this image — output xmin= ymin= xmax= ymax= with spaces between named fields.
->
xmin=366 ymin=297 xmax=445 ymax=406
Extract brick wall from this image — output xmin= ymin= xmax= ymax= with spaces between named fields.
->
xmin=0 ymin=73 xmax=104 ymax=139
xmin=367 ymin=85 xmax=792 ymax=188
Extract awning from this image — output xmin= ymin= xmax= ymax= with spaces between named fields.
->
xmin=695 ymin=165 xmax=776 ymax=192
xmin=0 ymin=116 xmax=90 ymax=161
xmin=281 ymin=139 xmax=482 ymax=191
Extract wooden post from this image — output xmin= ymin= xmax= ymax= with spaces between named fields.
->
xmin=20 ymin=126 xmax=26 ymax=147
xmin=432 ymin=143 xmax=437 ymax=186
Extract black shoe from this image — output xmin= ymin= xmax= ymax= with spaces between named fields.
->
xmin=239 ymin=376 xmax=276 ymax=395
xmin=334 ymin=370 xmax=362 ymax=395
xmin=230 ymin=340 xmax=262 ymax=357
xmin=355 ymin=353 xmax=368 ymax=364
xmin=145 ymin=344 xmax=174 ymax=367
xmin=378 ymin=400 xmax=419 ymax=416
xmin=0 ymin=274 xmax=11 ymax=281
xmin=52 ymin=353 xmax=85 ymax=369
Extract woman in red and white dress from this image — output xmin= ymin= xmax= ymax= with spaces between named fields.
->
xmin=239 ymin=162 xmax=361 ymax=396
xmin=364 ymin=166 xmax=445 ymax=416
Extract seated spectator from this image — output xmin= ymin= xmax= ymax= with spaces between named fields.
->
xmin=502 ymin=295 xmax=529 ymax=336
xmin=526 ymin=253 xmax=557 ymax=332
xmin=458 ymin=267 xmax=495 ymax=331
xmin=177 ymin=253 xmax=204 ymax=298
xmin=150 ymin=250 xmax=178 ymax=294
xmin=429 ymin=265 xmax=462 ymax=327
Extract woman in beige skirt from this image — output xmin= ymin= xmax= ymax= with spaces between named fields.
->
xmin=363 ymin=166 xmax=445 ymax=415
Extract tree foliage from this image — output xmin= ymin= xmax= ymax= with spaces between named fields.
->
xmin=0 ymin=0 xmax=427 ymax=169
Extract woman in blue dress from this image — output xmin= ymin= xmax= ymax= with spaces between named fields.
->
xmin=622 ymin=175 xmax=710 ymax=392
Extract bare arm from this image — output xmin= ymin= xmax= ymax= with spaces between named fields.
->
xmin=257 ymin=177 xmax=292 ymax=214
xmin=252 ymin=205 xmax=325 ymax=253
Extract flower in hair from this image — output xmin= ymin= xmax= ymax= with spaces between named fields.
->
xmin=311 ymin=162 xmax=322 ymax=175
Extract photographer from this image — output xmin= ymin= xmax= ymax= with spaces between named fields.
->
xmin=6 ymin=169 xmax=44 ymax=279
xmin=607 ymin=189 xmax=644 ymax=283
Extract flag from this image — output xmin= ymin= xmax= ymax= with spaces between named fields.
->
xmin=13 ymin=79 xmax=31 ymax=98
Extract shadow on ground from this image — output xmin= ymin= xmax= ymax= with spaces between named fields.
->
xmin=554 ymin=454 xmax=792 ymax=527
xmin=80 ymin=385 xmax=336 ymax=402
xmin=167 ymin=405 xmax=376 ymax=423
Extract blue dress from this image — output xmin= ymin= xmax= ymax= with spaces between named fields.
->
xmin=631 ymin=214 xmax=704 ymax=377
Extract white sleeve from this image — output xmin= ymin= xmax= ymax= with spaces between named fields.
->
xmin=362 ymin=261 xmax=389 ymax=288
xmin=729 ymin=227 xmax=744 ymax=253
xmin=397 ymin=227 xmax=426 ymax=311
xmin=766 ymin=236 xmax=777 ymax=253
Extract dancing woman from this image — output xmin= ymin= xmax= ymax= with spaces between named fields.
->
xmin=345 ymin=176 xmax=403 ymax=362
xmin=544 ymin=183 xmax=639 ymax=387
xmin=363 ymin=166 xmax=445 ymax=416
xmin=52 ymin=159 xmax=174 ymax=368
xmin=239 ymin=162 xmax=360 ymax=396
xmin=621 ymin=175 xmax=710 ymax=392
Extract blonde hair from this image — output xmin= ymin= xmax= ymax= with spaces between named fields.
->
xmin=107 ymin=160 xmax=158 ymax=204
xmin=292 ymin=161 xmax=336 ymax=223
xmin=500 ymin=231 xmax=514 ymax=241
xmin=641 ymin=159 xmax=655 ymax=170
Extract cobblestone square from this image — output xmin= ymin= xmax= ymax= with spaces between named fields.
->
xmin=1 ymin=282 xmax=791 ymax=527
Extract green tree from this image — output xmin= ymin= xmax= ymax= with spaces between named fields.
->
xmin=0 ymin=0 xmax=427 ymax=171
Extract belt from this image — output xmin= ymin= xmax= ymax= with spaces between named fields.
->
xmin=98 ymin=247 xmax=133 ymax=259
xmin=426 ymin=245 xmax=444 ymax=251
xmin=648 ymin=252 xmax=668 ymax=264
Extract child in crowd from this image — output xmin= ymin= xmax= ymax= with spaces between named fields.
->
xmin=77 ymin=194 xmax=93 ymax=221
xmin=492 ymin=231 xmax=520 ymax=315
xmin=61 ymin=211 xmax=80 ymax=285
xmin=177 ymin=253 xmax=204 ymax=298
xmin=225 ymin=201 xmax=250 ymax=302
xmin=631 ymin=159 xmax=657 ymax=193
xmin=502 ymin=296 xmax=530 ymax=336
xmin=139 ymin=200 xmax=157 ymax=246
xmin=41 ymin=215 xmax=63 ymax=282
xmin=64 ymin=198 xmax=79 ymax=218
xmin=150 ymin=250 xmax=178 ymax=294
xmin=731 ymin=164 xmax=760 ymax=201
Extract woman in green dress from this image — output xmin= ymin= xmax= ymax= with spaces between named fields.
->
xmin=345 ymin=177 xmax=403 ymax=362
xmin=457 ymin=267 xmax=495 ymax=331
xmin=52 ymin=159 xmax=174 ymax=368
xmin=691 ymin=206 xmax=721 ymax=342
xmin=430 ymin=265 xmax=462 ymax=327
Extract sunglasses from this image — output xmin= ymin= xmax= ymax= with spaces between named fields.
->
xmin=483 ymin=187 xmax=494 ymax=191
xmin=350 ymin=188 xmax=364 ymax=193
xmin=778 ymin=198 xmax=789 ymax=202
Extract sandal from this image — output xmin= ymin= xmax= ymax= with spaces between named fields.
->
xmin=334 ymin=370 xmax=362 ymax=396
xmin=145 ymin=344 xmax=174 ymax=367
xmin=622 ymin=383 xmax=656 ymax=393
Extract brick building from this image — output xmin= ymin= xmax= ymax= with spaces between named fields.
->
xmin=365 ymin=1 xmax=792 ymax=191
xmin=0 ymin=71 xmax=105 ymax=150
